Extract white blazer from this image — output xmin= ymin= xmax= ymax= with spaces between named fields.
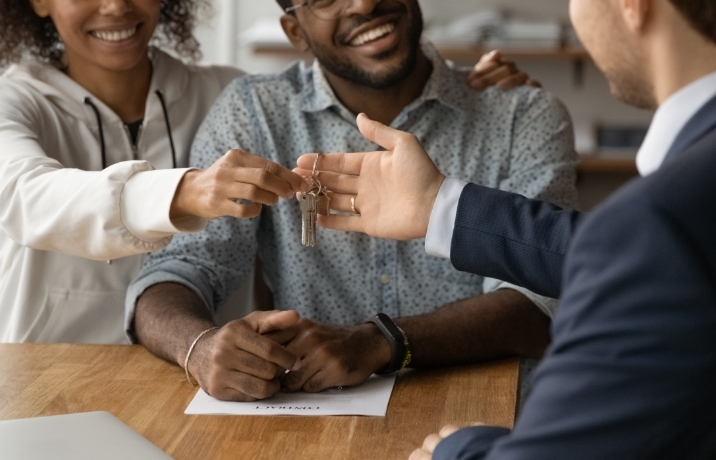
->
xmin=0 ymin=49 xmax=243 ymax=343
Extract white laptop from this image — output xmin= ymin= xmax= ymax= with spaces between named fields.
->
xmin=0 ymin=411 xmax=173 ymax=460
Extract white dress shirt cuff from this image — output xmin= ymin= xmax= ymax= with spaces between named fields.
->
xmin=120 ymin=168 xmax=208 ymax=243
xmin=425 ymin=177 xmax=468 ymax=259
xmin=495 ymin=282 xmax=559 ymax=318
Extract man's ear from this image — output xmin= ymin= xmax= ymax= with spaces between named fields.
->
xmin=28 ymin=0 xmax=51 ymax=18
xmin=280 ymin=15 xmax=310 ymax=52
xmin=620 ymin=0 xmax=652 ymax=33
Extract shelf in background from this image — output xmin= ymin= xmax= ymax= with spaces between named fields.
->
xmin=577 ymin=156 xmax=638 ymax=174
xmin=437 ymin=46 xmax=589 ymax=61
xmin=251 ymin=45 xmax=590 ymax=61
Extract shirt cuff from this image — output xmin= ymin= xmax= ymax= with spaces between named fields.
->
xmin=494 ymin=281 xmax=559 ymax=318
xmin=425 ymin=177 xmax=467 ymax=259
xmin=120 ymin=168 xmax=208 ymax=243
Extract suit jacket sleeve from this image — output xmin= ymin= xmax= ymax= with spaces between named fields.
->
xmin=450 ymin=183 xmax=582 ymax=298
xmin=437 ymin=189 xmax=716 ymax=459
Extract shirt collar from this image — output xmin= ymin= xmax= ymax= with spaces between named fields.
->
xmin=637 ymin=70 xmax=716 ymax=176
xmin=298 ymin=41 xmax=471 ymax=118
xmin=412 ymin=41 xmax=473 ymax=113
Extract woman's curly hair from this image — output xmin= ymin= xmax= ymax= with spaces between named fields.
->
xmin=0 ymin=0 xmax=210 ymax=66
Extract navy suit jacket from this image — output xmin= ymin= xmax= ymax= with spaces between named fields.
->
xmin=435 ymin=96 xmax=716 ymax=459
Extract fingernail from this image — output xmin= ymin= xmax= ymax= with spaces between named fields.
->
xmin=292 ymin=359 xmax=302 ymax=371
xmin=286 ymin=191 xmax=295 ymax=200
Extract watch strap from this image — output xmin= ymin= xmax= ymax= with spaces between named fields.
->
xmin=367 ymin=313 xmax=411 ymax=375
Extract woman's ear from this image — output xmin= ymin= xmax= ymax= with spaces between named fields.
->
xmin=280 ymin=15 xmax=310 ymax=52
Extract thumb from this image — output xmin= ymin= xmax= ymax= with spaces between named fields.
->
xmin=247 ymin=310 xmax=301 ymax=334
xmin=357 ymin=113 xmax=402 ymax=151
xmin=475 ymin=49 xmax=500 ymax=69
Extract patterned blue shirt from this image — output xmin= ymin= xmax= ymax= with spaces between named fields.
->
xmin=126 ymin=43 xmax=578 ymax=331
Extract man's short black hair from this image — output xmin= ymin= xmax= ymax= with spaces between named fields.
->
xmin=670 ymin=0 xmax=716 ymax=44
xmin=276 ymin=0 xmax=294 ymax=12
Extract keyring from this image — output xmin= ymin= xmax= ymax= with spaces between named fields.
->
xmin=312 ymin=153 xmax=322 ymax=178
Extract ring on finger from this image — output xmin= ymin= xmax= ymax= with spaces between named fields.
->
xmin=350 ymin=195 xmax=359 ymax=215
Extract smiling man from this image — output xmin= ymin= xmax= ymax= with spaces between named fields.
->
xmin=125 ymin=0 xmax=578 ymax=401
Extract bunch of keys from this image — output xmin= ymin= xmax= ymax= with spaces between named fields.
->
xmin=300 ymin=154 xmax=330 ymax=247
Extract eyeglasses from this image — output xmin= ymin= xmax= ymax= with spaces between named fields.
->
xmin=284 ymin=0 xmax=351 ymax=21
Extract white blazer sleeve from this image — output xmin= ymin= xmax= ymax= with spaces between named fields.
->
xmin=0 ymin=92 xmax=205 ymax=261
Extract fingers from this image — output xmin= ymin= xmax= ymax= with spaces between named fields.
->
xmin=263 ymin=326 xmax=301 ymax=346
xmin=296 ymin=152 xmax=367 ymax=176
xmin=209 ymin=374 xmax=281 ymax=402
xmin=408 ymin=425 xmax=463 ymax=460
xmin=469 ymin=56 xmax=515 ymax=79
xmin=473 ymin=49 xmax=501 ymax=71
xmin=422 ymin=434 xmax=444 ymax=453
xmin=244 ymin=310 xmax=301 ymax=335
xmin=224 ymin=181 xmax=282 ymax=206
xmin=230 ymin=168 xmax=297 ymax=203
xmin=223 ymin=202 xmax=262 ymax=219
xmin=281 ymin=354 xmax=321 ymax=392
xmin=324 ymin=192 xmax=359 ymax=214
xmin=315 ymin=214 xmax=364 ymax=233
xmin=227 ymin=150 xmax=306 ymax=194
xmin=226 ymin=317 xmax=302 ymax=372
xmin=527 ymin=78 xmax=543 ymax=88
xmin=303 ymin=368 xmax=352 ymax=393
xmin=497 ymin=72 xmax=530 ymax=91
xmin=439 ymin=425 xmax=461 ymax=438
xmin=292 ymin=169 xmax=360 ymax=195
xmin=468 ymin=60 xmax=501 ymax=81
xmin=468 ymin=63 xmax=518 ymax=90
xmin=409 ymin=448 xmax=433 ymax=460
xmin=193 ymin=328 xmax=285 ymax=401
xmin=356 ymin=112 xmax=408 ymax=151
xmin=222 ymin=348 xmax=282 ymax=381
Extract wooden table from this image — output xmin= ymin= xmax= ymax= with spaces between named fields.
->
xmin=0 ymin=344 xmax=519 ymax=460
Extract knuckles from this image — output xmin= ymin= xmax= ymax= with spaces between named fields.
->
xmin=225 ymin=149 xmax=248 ymax=164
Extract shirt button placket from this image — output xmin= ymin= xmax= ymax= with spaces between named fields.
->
xmin=379 ymin=240 xmax=398 ymax=317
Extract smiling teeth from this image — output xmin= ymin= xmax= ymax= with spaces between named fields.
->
xmin=92 ymin=27 xmax=137 ymax=42
xmin=350 ymin=23 xmax=395 ymax=46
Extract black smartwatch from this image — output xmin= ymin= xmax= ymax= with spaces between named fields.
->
xmin=367 ymin=313 xmax=412 ymax=375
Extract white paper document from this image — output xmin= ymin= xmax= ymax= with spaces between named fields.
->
xmin=185 ymin=374 xmax=397 ymax=417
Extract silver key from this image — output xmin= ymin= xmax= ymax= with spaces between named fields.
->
xmin=300 ymin=192 xmax=317 ymax=247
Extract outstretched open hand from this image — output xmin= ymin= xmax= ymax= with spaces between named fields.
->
xmin=295 ymin=114 xmax=445 ymax=241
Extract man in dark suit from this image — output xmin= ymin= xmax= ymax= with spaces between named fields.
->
xmin=294 ymin=0 xmax=716 ymax=458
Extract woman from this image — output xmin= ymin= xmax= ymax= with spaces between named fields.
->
xmin=0 ymin=0 xmax=306 ymax=344
xmin=0 ymin=0 xmax=531 ymax=344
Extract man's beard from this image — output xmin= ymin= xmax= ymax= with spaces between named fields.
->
xmin=602 ymin=59 xmax=657 ymax=110
xmin=305 ymin=10 xmax=424 ymax=90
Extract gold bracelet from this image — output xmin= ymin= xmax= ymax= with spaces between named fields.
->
xmin=183 ymin=326 xmax=219 ymax=386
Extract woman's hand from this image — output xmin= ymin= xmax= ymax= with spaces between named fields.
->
xmin=468 ymin=50 xmax=542 ymax=91
xmin=171 ymin=149 xmax=308 ymax=221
